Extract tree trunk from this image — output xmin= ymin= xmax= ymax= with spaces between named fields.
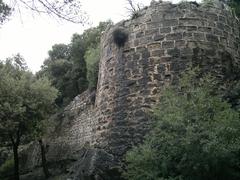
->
xmin=13 ymin=143 xmax=19 ymax=180
xmin=38 ymin=139 xmax=50 ymax=178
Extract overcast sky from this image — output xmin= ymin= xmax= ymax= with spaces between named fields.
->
xmin=0 ymin=0 xmax=200 ymax=72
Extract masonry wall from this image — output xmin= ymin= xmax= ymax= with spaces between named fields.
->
xmin=20 ymin=90 xmax=98 ymax=177
xmin=95 ymin=0 xmax=240 ymax=158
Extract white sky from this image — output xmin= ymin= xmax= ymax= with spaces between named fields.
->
xmin=0 ymin=0 xmax=200 ymax=72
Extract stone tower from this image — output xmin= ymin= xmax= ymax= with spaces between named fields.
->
xmin=95 ymin=0 xmax=239 ymax=160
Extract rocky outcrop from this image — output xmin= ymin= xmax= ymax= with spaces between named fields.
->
xmin=20 ymin=1 xmax=240 ymax=179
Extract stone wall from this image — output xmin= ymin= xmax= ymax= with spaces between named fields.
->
xmin=48 ymin=89 xmax=97 ymax=153
xmin=20 ymin=90 xmax=98 ymax=178
xmin=21 ymin=1 xmax=240 ymax=179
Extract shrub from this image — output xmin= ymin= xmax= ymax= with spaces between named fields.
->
xmin=0 ymin=157 xmax=14 ymax=179
xmin=124 ymin=68 xmax=240 ymax=180
xmin=229 ymin=0 xmax=240 ymax=17
xmin=85 ymin=46 xmax=100 ymax=89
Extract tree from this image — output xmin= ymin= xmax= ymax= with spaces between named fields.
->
xmin=125 ymin=0 xmax=144 ymax=19
xmin=28 ymin=77 xmax=58 ymax=178
xmin=124 ymin=68 xmax=240 ymax=180
xmin=1 ymin=0 xmax=88 ymax=24
xmin=38 ymin=39 xmax=86 ymax=106
xmin=38 ymin=21 xmax=112 ymax=106
xmin=47 ymin=44 xmax=70 ymax=61
xmin=85 ymin=46 xmax=100 ymax=89
xmin=203 ymin=0 xmax=240 ymax=17
xmin=69 ymin=33 xmax=88 ymax=94
xmin=40 ymin=58 xmax=73 ymax=106
xmin=83 ymin=20 xmax=113 ymax=89
xmin=0 ymin=0 xmax=11 ymax=25
xmin=229 ymin=0 xmax=240 ymax=17
xmin=0 ymin=56 xmax=58 ymax=180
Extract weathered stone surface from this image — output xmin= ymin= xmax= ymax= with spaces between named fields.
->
xmin=70 ymin=148 xmax=120 ymax=180
xmin=20 ymin=1 xmax=240 ymax=180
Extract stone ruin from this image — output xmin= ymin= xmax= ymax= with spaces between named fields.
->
xmin=19 ymin=1 xmax=240 ymax=179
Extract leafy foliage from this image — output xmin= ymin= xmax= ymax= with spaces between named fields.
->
xmin=0 ymin=157 xmax=14 ymax=179
xmin=0 ymin=0 xmax=10 ymax=24
xmin=229 ymin=0 xmax=240 ymax=17
xmin=85 ymin=46 xmax=100 ymax=89
xmin=126 ymin=0 xmax=143 ymax=19
xmin=2 ymin=0 xmax=88 ymax=24
xmin=124 ymin=68 xmax=240 ymax=180
xmin=0 ymin=55 xmax=58 ymax=139
xmin=223 ymin=80 xmax=240 ymax=110
xmin=48 ymin=44 xmax=70 ymax=61
xmin=202 ymin=0 xmax=240 ymax=17
xmin=83 ymin=21 xmax=112 ymax=89
xmin=0 ymin=55 xmax=58 ymax=180
xmin=38 ymin=21 xmax=112 ymax=106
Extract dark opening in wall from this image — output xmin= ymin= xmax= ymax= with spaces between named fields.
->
xmin=112 ymin=27 xmax=128 ymax=47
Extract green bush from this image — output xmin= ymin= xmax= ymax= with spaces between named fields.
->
xmin=85 ymin=46 xmax=100 ymax=89
xmin=0 ymin=157 xmax=14 ymax=179
xmin=229 ymin=0 xmax=240 ymax=17
xmin=124 ymin=69 xmax=240 ymax=180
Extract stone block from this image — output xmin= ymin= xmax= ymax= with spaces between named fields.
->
xmin=166 ymin=32 xmax=183 ymax=40
xmin=167 ymin=48 xmax=180 ymax=58
xmin=145 ymin=28 xmax=159 ymax=35
xmin=147 ymin=22 xmax=161 ymax=29
xmin=179 ymin=18 xmax=204 ymax=26
xmin=163 ymin=11 xmax=183 ymax=19
xmin=218 ymin=15 xmax=226 ymax=23
xmin=162 ymin=19 xmax=178 ymax=27
xmin=183 ymin=32 xmax=193 ymax=40
xmin=151 ymin=13 xmax=164 ymax=22
xmin=141 ymin=49 xmax=150 ymax=59
xmin=147 ymin=42 xmax=161 ymax=49
xmin=160 ymin=27 xmax=171 ymax=33
xmin=141 ymin=36 xmax=153 ymax=44
xmin=206 ymin=34 xmax=219 ymax=43
xmin=217 ymin=22 xmax=225 ymax=31
xmin=172 ymin=26 xmax=186 ymax=32
xmin=187 ymin=26 xmax=197 ymax=31
xmin=198 ymin=27 xmax=212 ymax=33
xmin=205 ymin=49 xmax=216 ymax=56
xmin=180 ymin=47 xmax=193 ymax=56
xmin=136 ymin=31 xmax=144 ymax=38
xmin=151 ymin=49 xmax=165 ymax=57
xmin=193 ymin=32 xmax=205 ymax=41
xmin=153 ymin=73 xmax=163 ymax=81
xmin=224 ymin=25 xmax=231 ymax=33
xmin=153 ymin=34 xmax=165 ymax=41
xmin=205 ymin=12 xmax=218 ymax=21
xmin=213 ymin=28 xmax=223 ymax=36
xmin=160 ymin=56 xmax=171 ymax=62
xmin=175 ymin=40 xmax=186 ymax=47
xmin=162 ymin=41 xmax=174 ymax=48
xmin=133 ymin=54 xmax=141 ymax=60
xmin=134 ymin=39 xmax=140 ymax=46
